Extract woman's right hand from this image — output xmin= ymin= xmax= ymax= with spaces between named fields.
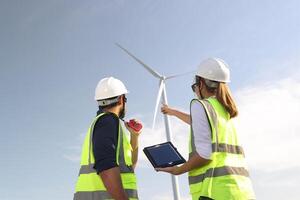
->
xmin=162 ymin=104 xmax=191 ymax=124
xmin=161 ymin=104 xmax=175 ymax=116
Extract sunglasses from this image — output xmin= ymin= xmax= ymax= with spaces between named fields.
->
xmin=124 ymin=96 xmax=127 ymax=103
xmin=191 ymin=83 xmax=198 ymax=92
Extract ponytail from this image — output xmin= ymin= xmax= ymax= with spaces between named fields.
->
xmin=197 ymin=76 xmax=238 ymax=118
xmin=216 ymin=83 xmax=238 ymax=118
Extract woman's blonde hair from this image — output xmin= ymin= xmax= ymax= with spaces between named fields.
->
xmin=216 ymin=83 xmax=238 ymax=118
xmin=198 ymin=76 xmax=238 ymax=118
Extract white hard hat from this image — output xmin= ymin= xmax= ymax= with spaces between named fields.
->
xmin=196 ymin=58 xmax=230 ymax=83
xmin=94 ymin=77 xmax=128 ymax=100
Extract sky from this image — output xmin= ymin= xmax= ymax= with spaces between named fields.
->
xmin=0 ymin=0 xmax=300 ymax=199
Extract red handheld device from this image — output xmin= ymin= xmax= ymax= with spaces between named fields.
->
xmin=126 ymin=119 xmax=143 ymax=132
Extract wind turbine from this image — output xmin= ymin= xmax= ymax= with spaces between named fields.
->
xmin=116 ymin=43 xmax=194 ymax=200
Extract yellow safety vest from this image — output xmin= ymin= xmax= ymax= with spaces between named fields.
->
xmin=189 ymin=98 xmax=255 ymax=200
xmin=74 ymin=113 xmax=138 ymax=200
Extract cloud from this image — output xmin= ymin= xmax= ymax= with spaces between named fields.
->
xmin=233 ymin=72 xmax=300 ymax=199
xmin=63 ymin=132 xmax=85 ymax=162
xmin=251 ymin=167 xmax=300 ymax=199
xmin=234 ymin=75 xmax=300 ymax=171
xmin=63 ymin=153 xmax=81 ymax=162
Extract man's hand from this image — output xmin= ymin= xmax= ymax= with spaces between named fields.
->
xmin=125 ymin=119 xmax=142 ymax=168
xmin=125 ymin=119 xmax=142 ymax=137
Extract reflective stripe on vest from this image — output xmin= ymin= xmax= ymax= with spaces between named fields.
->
xmin=78 ymin=163 xmax=134 ymax=175
xmin=189 ymin=143 xmax=245 ymax=158
xmin=74 ymin=189 xmax=138 ymax=200
xmin=188 ymin=98 xmax=255 ymax=200
xmin=189 ymin=166 xmax=249 ymax=184
xmin=74 ymin=113 xmax=138 ymax=200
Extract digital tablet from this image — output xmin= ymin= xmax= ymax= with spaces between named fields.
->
xmin=143 ymin=142 xmax=186 ymax=168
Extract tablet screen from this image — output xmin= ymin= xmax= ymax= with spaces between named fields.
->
xmin=143 ymin=142 xmax=186 ymax=168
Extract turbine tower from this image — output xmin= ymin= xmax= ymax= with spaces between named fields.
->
xmin=116 ymin=43 xmax=194 ymax=200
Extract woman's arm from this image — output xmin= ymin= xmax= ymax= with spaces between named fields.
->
xmin=156 ymin=153 xmax=210 ymax=175
xmin=161 ymin=104 xmax=191 ymax=125
xmin=157 ymin=101 xmax=212 ymax=175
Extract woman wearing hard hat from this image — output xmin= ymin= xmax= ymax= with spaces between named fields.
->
xmin=156 ymin=58 xmax=255 ymax=200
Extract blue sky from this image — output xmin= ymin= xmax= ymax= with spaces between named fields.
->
xmin=1 ymin=1 xmax=300 ymax=200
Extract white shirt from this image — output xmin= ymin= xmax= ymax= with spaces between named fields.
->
xmin=190 ymin=100 xmax=212 ymax=159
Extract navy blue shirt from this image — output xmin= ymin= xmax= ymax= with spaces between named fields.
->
xmin=92 ymin=109 xmax=119 ymax=174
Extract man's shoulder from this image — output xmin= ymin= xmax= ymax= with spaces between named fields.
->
xmin=100 ymin=112 xmax=119 ymax=120
xmin=96 ymin=112 xmax=119 ymax=127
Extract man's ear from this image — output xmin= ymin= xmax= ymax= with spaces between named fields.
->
xmin=118 ymin=95 xmax=123 ymax=105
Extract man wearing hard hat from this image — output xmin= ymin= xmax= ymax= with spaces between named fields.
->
xmin=74 ymin=77 xmax=142 ymax=200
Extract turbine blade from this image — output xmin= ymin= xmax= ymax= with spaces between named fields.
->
xmin=152 ymin=80 xmax=164 ymax=129
xmin=116 ymin=43 xmax=162 ymax=79
xmin=165 ymin=70 xmax=196 ymax=80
